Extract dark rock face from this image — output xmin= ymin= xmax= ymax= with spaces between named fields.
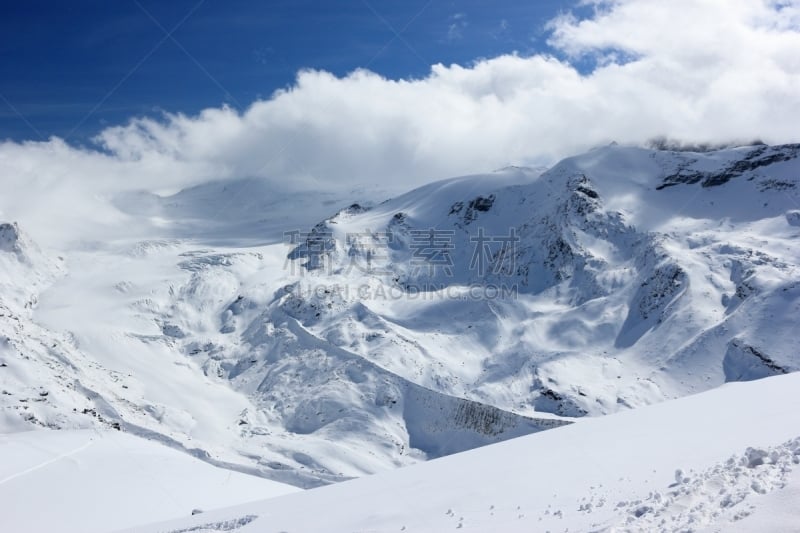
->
xmin=286 ymin=223 xmax=336 ymax=271
xmin=344 ymin=203 xmax=369 ymax=215
xmin=634 ymin=263 xmax=687 ymax=322
xmin=0 ymin=222 xmax=21 ymax=253
xmin=468 ymin=195 xmax=496 ymax=213
xmin=403 ymin=384 xmax=571 ymax=458
xmin=449 ymin=194 xmax=496 ymax=224
xmin=656 ymin=144 xmax=800 ymax=190
xmin=576 ymin=185 xmax=599 ymax=199
xmin=723 ymin=340 xmax=788 ymax=382
xmin=533 ymin=387 xmax=588 ymax=417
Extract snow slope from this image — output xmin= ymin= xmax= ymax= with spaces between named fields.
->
xmin=0 ymin=429 xmax=298 ymax=533
xmin=127 ymin=371 xmax=800 ymax=533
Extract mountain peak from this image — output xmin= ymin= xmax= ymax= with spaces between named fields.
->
xmin=0 ymin=222 xmax=22 ymax=254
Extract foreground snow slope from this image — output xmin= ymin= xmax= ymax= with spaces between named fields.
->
xmin=130 ymin=372 xmax=800 ymax=533
xmin=0 ymin=429 xmax=299 ymax=533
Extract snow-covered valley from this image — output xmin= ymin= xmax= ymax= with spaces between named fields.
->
xmin=1 ymin=142 xmax=799 ymax=531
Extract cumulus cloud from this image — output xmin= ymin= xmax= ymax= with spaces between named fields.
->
xmin=2 ymin=0 xmax=800 ymax=244
xmin=93 ymin=0 xmax=800 ymax=186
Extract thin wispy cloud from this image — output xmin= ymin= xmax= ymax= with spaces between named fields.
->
xmin=490 ymin=18 xmax=510 ymax=41
xmin=446 ymin=13 xmax=468 ymax=42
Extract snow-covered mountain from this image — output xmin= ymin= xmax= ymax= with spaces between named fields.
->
xmin=1 ymin=142 xmax=799 ymax=531
xmin=278 ymin=143 xmax=800 ymax=421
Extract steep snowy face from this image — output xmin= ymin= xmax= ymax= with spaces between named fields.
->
xmin=283 ymin=144 xmax=800 ymax=419
xmin=2 ymin=143 xmax=798 ymax=490
xmin=0 ymin=223 xmax=91 ymax=434
xmin=0 ymin=221 xmax=66 ymax=327
xmin=0 ymin=222 xmax=62 ymax=280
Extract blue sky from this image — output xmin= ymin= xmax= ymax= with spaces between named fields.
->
xmin=0 ymin=0 xmax=574 ymax=142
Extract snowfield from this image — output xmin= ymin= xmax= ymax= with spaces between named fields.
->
xmin=1 ymin=142 xmax=799 ymax=531
xmin=0 ymin=429 xmax=298 ymax=533
xmin=127 ymin=372 xmax=800 ymax=533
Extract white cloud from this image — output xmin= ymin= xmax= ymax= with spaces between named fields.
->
xmin=2 ymin=0 xmax=799 ymax=244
